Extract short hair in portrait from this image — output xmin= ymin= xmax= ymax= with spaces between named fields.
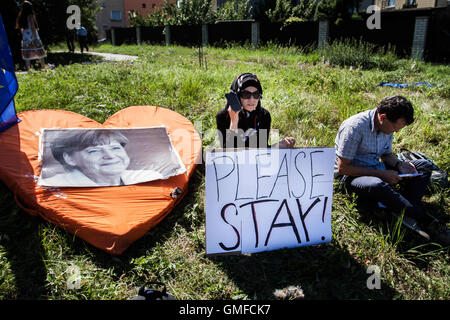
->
xmin=37 ymin=127 xmax=186 ymax=187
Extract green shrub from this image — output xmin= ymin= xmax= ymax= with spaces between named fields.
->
xmin=129 ymin=0 xmax=216 ymax=26
xmin=321 ymin=39 xmax=398 ymax=71
xmin=266 ymin=0 xmax=316 ymax=24
xmin=216 ymin=0 xmax=252 ymax=21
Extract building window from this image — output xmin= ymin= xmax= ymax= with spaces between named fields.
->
xmin=387 ymin=0 xmax=395 ymax=7
xmin=142 ymin=3 xmax=146 ymax=8
xmin=111 ymin=10 xmax=122 ymax=21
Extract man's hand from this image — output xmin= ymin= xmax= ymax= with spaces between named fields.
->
xmin=397 ymin=161 xmax=417 ymax=174
xmin=338 ymin=157 xmax=401 ymax=185
xmin=379 ymin=169 xmax=401 ymax=185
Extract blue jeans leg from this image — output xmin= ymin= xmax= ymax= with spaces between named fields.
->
xmin=348 ymin=175 xmax=430 ymax=224
xmin=398 ymin=159 xmax=432 ymax=206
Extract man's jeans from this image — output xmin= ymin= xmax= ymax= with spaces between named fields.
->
xmin=343 ymin=159 xmax=433 ymax=225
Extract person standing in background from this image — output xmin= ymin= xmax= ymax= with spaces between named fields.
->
xmin=76 ymin=24 xmax=89 ymax=53
xmin=66 ymin=28 xmax=75 ymax=53
xmin=15 ymin=0 xmax=46 ymax=71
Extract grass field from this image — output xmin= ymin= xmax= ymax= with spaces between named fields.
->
xmin=1 ymin=43 xmax=449 ymax=300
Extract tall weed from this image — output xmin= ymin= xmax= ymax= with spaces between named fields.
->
xmin=321 ymin=39 xmax=398 ymax=71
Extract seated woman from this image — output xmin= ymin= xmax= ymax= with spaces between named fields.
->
xmin=216 ymin=73 xmax=295 ymax=149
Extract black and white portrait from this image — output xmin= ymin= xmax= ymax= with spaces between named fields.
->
xmin=37 ymin=127 xmax=186 ymax=187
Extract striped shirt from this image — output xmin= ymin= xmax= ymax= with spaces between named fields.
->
xmin=334 ymin=108 xmax=393 ymax=173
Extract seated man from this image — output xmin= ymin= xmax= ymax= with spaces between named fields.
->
xmin=334 ymin=95 xmax=449 ymax=245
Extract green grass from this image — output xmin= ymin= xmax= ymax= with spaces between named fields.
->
xmin=1 ymin=43 xmax=449 ymax=300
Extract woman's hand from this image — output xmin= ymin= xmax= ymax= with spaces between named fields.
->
xmin=228 ymin=106 xmax=240 ymax=131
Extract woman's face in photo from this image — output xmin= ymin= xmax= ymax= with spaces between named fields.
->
xmin=239 ymin=86 xmax=260 ymax=112
xmin=63 ymin=140 xmax=130 ymax=181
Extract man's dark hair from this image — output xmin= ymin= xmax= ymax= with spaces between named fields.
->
xmin=376 ymin=95 xmax=414 ymax=125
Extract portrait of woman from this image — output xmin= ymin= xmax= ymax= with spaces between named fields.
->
xmin=38 ymin=128 xmax=186 ymax=187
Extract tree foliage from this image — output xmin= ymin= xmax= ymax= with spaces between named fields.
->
xmin=128 ymin=0 xmax=362 ymax=27
xmin=216 ymin=0 xmax=252 ymax=21
xmin=129 ymin=0 xmax=218 ymax=27
xmin=34 ymin=0 xmax=99 ymax=44
xmin=265 ymin=0 xmax=317 ymax=24
xmin=129 ymin=0 xmax=256 ymax=27
xmin=1 ymin=0 xmax=99 ymax=49
xmin=314 ymin=0 xmax=361 ymax=24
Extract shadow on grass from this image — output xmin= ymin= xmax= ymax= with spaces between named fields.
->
xmin=46 ymin=52 xmax=102 ymax=67
xmin=210 ymin=243 xmax=398 ymax=300
xmin=0 ymin=124 xmax=48 ymax=299
xmin=353 ymin=195 xmax=450 ymax=270
xmin=15 ymin=52 xmax=102 ymax=71
xmin=0 ymin=183 xmax=48 ymax=299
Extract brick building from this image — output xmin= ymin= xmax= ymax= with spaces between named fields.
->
xmin=95 ymin=0 xmax=176 ymax=40
xmin=96 ymin=0 xmax=126 ymax=40
xmin=124 ymin=0 xmax=177 ymax=26
xmin=374 ymin=0 xmax=448 ymax=10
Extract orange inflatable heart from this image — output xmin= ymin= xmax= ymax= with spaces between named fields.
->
xmin=0 ymin=106 xmax=202 ymax=255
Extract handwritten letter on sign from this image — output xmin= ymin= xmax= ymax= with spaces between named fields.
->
xmin=205 ymin=148 xmax=335 ymax=255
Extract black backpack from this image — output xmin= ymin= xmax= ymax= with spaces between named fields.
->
xmin=396 ymin=149 xmax=449 ymax=192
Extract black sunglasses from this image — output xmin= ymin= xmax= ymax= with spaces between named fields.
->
xmin=240 ymin=90 xmax=261 ymax=99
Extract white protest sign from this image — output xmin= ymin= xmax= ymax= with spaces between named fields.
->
xmin=205 ymin=148 xmax=335 ymax=255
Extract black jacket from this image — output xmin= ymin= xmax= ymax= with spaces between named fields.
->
xmin=216 ymin=106 xmax=271 ymax=148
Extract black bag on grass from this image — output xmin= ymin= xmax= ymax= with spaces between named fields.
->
xmin=130 ymin=282 xmax=175 ymax=300
xmin=396 ymin=149 xmax=449 ymax=191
